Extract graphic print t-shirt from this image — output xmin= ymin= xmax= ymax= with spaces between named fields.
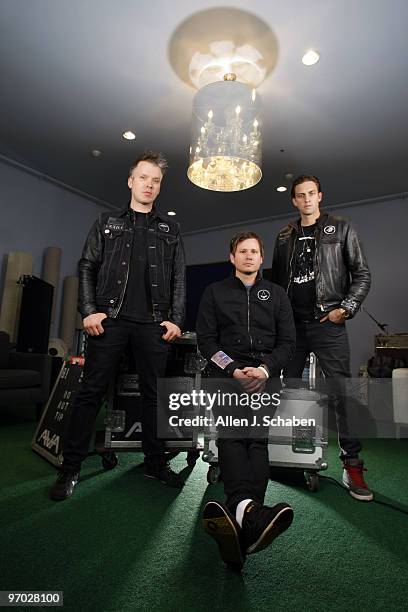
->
xmin=292 ymin=222 xmax=317 ymax=321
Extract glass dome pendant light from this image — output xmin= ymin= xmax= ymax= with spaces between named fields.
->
xmin=187 ymin=73 xmax=262 ymax=192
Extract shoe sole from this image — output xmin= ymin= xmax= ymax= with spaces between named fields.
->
xmin=203 ymin=501 xmax=244 ymax=570
xmin=342 ymin=477 xmax=373 ymax=501
xmin=144 ymin=473 xmax=184 ymax=489
xmin=50 ymin=492 xmax=75 ymax=501
xmin=246 ymin=505 xmax=294 ymax=555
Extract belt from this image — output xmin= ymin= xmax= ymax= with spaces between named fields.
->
xmin=296 ymin=317 xmax=320 ymax=324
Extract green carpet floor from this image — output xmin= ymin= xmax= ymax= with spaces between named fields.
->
xmin=1 ymin=417 xmax=407 ymax=612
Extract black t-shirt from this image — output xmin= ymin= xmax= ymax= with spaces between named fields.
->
xmin=119 ymin=210 xmax=153 ymax=323
xmin=291 ymin=222 xmax=317 ymax=321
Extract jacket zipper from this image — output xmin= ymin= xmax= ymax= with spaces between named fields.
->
xmin=314 ymin=227 xmax=325 ymax=311
xmin=247 ymin=287 xmax=254 ymax=356
xmin=286 ymin=231 xmax=296 ymax=294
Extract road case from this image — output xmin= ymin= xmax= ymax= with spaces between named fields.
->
xmin=202 ymin=386 xmax=328 ymax=491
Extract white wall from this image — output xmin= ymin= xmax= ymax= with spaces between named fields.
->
xmin=182 ymin=196 xmax=408 ymax=375
xmin=0 ymin=159 xmax=111 ymax=337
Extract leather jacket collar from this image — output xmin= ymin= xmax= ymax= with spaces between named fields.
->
xmin=117 ymin=203 xmax=171 ymax=224
xmin=288 ymin=211 xmax=330 ymax=232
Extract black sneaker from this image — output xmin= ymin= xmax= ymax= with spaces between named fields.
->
xmin=241 ymin=501 xmax=294 ymax=554
xmin=50 ymin=471 xmax=79 ymax=501
xmin=202 ymin=500 xmax=245 ymax=571
xmin=144 ymin=463 xmax=184 ymax=489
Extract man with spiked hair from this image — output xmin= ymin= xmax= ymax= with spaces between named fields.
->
xmin=50 ymin=151 xmax=186 ymax=500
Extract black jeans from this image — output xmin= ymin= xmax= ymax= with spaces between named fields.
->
xmin=218 ymin=437 xmax=270 ymax=512
xmin=62 ymin=318 xmax=169 ymax=472
xmin=284 ymin=319 xmax=361 ymax=460
xmin=205 ymin=372 xmax=273 ymax=512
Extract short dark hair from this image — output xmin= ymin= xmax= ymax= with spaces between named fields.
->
xmin=290 ymin=175 xmax=321 ymax=198
xmin=129 ymin=151 xmax=168 ymax=177
xmin=230 ymin=231 xmax=264 ymax=257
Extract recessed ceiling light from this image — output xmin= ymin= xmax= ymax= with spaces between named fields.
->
xmin=122 ymin=131 xmax=136 ymax=140
xmin=167 ymin=211 xmax=176 ymax=216
xmin=285 ymin=172 xmax=294 ymax=180
xmin=302 ymin=49 xmax=320 ymax=66
xmin=277 ymin=186 xmax=287 ymax=192
xmin=90 ymin=149 xmax=101 ymax=158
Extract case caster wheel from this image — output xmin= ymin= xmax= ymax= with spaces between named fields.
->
xmin=101 ymin=451 xmax=118 ymax=471
xmin=186 ymin=449 xmax=200 ymax=466
xmin=207 ymin=465 xmax=220 ymax=485
xmin=165 ymin=450 xmax=179 ymax=461
xmin=305 ymin=471 xmax=319 ymax=492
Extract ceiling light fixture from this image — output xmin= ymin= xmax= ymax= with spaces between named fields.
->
xmin=301 ymin=50 xmax=320 ymax=66
xmin=122 ymin=131 xmax=136 ymax=140
xmin=168 ymin=8 xmax=278 ymax=90
xmin=276 ymin=186 xmax=287 ymax=192
xmin=187 ymin=73 xmax=262 ymax=192
xmin=189 ymin=41 xmax=266 ymax=89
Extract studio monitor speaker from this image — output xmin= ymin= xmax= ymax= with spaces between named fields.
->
xmin=17 ymin=276 xmax=54 ymax=354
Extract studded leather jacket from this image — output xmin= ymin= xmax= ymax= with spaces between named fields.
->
xmin=77 ymin=206 xmax=186 ymax=325
xmin=271 ymin=211 xmax=371 ymax=319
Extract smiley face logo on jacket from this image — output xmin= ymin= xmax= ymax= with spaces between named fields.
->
xmin=257 ymin=289 xmax=270 ymax=301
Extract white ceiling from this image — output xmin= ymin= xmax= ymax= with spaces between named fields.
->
xmin=1 ymin=0 xmax=407 ymax=232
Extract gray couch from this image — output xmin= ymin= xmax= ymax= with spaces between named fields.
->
xmin=0 ymin=331 xmax=52 ymax=419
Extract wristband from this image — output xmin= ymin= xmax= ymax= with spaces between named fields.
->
xmin=258 ymin=365 xmax=270 ymax=379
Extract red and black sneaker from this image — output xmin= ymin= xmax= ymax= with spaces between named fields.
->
xmin=342 ymin=458 xmax=373 ymax=501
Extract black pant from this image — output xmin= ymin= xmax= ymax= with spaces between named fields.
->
xmin=205 ymin=372 xmax=273 ymax=512
xmin=218 ymin=438 xmax=270 ymax=511
xmin=62 ymin=318 xmax=169 ymax=472
xmin=284 ymin=319 xmax=361 ymax=460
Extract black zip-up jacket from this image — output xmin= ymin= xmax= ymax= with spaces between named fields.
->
xmin=271 ymin=211 xmax=371 ymax=318
xmin=196 ymin=275 xmax=296 ymax=377
xmin=77 ymin=206 xmax=186 ymax=325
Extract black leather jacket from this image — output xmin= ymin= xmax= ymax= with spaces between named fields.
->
xmin=197 ymin=275 xmax=295 ymax=377
xmin=271 ymin=212 xmax=371 ymax=318
xmin=77 ymin=206 xmax=186 ymax=325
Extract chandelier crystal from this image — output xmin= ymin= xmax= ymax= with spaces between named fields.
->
xmin=187 ymin=75 xmax=262 ymax=192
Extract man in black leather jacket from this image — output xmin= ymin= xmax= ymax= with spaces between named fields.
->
xmin=197 ymin=231 xmax=295 ymax=569
xmin=50 ymin=151 xmax=186 ymax=500
xmin=272 ymin=175 xmax=373 ymax=501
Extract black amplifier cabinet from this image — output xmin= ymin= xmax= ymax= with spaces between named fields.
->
xmin=375 ymin=333 xmax=408 ymax=361
xmin=166 ymin=331 xmax=207 ymax=377
xmin=17 ymin=275 xmax=54 ymax=354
